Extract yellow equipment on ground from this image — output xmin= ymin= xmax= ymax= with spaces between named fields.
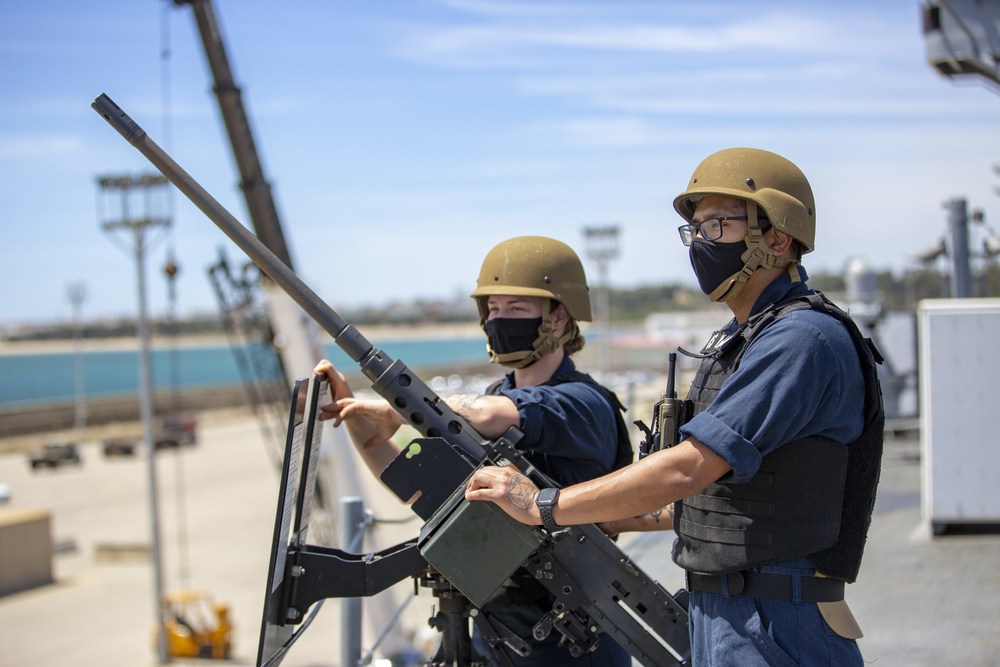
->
xmin=156 ymin=590 xmax=233 ymax=660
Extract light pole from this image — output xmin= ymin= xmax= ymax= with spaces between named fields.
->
xmin=944 ymin=198 xmax=973 ymax=298
xmin=583 ymin=225 xmax=620 ymax=377
xmin=97 ymin=172 xmax=172 ymax=664
xmin=67 ymin=281 xmax=87 ymax=447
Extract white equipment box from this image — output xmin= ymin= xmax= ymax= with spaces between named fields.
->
xmin=919 ymin=298 xmax=1000 ymax=533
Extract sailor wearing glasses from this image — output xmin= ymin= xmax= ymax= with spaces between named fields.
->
xmin=467 ymin=148 xmax=885 ymax=667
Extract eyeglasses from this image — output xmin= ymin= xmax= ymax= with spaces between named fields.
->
xmin=678 ymin=216 xmax=747 ymax=246
xmin=677 ymin=216 xmax=770 ymax=246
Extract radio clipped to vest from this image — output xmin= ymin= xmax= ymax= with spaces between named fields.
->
xmin=635 ymin=352 xmax=694 ymax=458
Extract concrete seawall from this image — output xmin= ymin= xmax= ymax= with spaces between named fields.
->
xmin=0 ymin=362 xmax=501 ymax=441
xmin=0 ymin=386 xmax=250 ymax=439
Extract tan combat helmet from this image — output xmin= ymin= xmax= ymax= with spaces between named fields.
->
xmin=471 ymin=236 xmax=591 ymax=367
xmin=673 ymin=147 xmax=816 ymax=302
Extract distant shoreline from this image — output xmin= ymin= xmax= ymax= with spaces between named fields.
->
xmin=0 ymin=322 xmax=485 ymax=356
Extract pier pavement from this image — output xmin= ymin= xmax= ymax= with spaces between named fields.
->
xmin=0 ymin=410 xmax=997 ymax=666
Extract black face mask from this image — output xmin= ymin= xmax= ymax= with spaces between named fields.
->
xmin=485 ymin=317 xmax=542 ymax=355
xmin=689 ymin=237 xmax=747 ymax=296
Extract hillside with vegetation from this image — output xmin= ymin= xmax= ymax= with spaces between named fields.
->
xmin=3 ymin=266 xmax=997 ymax=342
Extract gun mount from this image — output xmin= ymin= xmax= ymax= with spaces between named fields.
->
xmin=92 ymin=93 xmax=691 ymax=667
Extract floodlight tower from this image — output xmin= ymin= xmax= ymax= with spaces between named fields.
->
xmin=922 ymin=0 xmax=1000 ymax=91
xmin=96 ymin=172 xmax=172 ymax=664
xmin=583 ymin=225 xmax=620 ymax=377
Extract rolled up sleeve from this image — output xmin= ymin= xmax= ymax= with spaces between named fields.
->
xmin=500 ymin=382 xmax=615 ymax=465
xmin=682 ymin=410 xmax=762 ymax=483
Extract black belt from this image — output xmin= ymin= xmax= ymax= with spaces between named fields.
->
xmin=686 ymin=570 xmax=844 ymax=603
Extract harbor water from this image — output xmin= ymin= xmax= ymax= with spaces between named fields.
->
xmin=0 ymin=336 xmax=489 ymax=410
xmin=0 ymin=310 xmax=919 ymax=416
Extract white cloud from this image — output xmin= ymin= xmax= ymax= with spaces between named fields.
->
xmin=0 ymin=134 xmax=81 ymax=158
xmin=533 ymin=116 xmax=670 ymax=147
xmin=398 ymin=5 xmax=887 ymax=68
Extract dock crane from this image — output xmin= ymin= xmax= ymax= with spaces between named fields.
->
xmin=169 ymin=0 xmax=413 ymax=660
xmin=171 ymin=0 xmax=316 ymax=467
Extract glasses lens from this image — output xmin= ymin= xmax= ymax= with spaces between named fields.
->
xmin=701 ymin=219 xmax=723 ymax=241
xmin=678 ymin=225 xmax=695 ymax=246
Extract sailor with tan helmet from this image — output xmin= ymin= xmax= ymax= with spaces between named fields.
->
xmin=315 ymin=235 xmax=634 ymax=666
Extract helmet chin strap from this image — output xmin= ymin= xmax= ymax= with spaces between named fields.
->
xmin=487 ymin=300 xmax=578 ymax=369
xmin=707 ymin=201 xmax=802 ymax=303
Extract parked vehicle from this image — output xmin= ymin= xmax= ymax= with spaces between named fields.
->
xmin=101 ymin=413 xmax=199 ymax=458
xmin=27 ymin=443 xmax=82 ymax=470
xmin=158 ymin=413 xmax=198 ymax=448
xmin=102 ymin=438 xmax=137 ymax=457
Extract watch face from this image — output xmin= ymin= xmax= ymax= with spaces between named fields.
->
xmin=537 ymin=487 xmax=559 ymax=506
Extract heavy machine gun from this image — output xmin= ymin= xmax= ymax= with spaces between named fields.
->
xmin=92 ymin=93 xmax=691 ymax=667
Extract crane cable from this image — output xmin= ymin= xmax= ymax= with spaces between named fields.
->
xmin=160 ymin=1 xmax=191 ymax=592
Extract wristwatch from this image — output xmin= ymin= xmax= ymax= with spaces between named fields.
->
xmin=535 ymin=488 xmax=560 ymax=533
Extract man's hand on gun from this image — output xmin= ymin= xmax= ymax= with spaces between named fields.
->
xmin=465 ymin=465 xmax=542 ymax=526
xmin=466 ymin=461 xmax=677 ymax=537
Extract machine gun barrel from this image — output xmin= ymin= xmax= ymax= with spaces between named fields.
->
xmin=92 ymin=93 xmax=486 ymax=463
xmin=93 ymin=93 xmax=691 ymax=666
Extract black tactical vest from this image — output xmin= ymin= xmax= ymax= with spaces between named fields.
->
xmin=672 ymin=292 xmax=884 ymax=583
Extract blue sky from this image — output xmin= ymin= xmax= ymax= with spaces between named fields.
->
xmin=1 ymin=0 xmax=998 ymax=327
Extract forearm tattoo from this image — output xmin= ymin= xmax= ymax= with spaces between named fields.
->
xmin=449 ymin=394 xmax=481 ymax=420
xmin=637 ymin=503 xmax=673 ymax=524
xmin=506 ymin=474 xmax=537 ymax=511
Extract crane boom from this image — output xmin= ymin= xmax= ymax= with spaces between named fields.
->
xmin=173 ymin=0 xmax=294 ymax=268
xmin=168 ymin=3 xmax=414 ymax=660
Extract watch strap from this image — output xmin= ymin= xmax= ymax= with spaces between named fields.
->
xmin=536 ymin=488 xmax=560 ymax=533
